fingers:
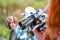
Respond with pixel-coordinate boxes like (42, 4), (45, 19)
(32, 25), (39, 32)
(32, 25), (45, 33)
(32, 25), (46, 37)
(32, 26), (46, 40)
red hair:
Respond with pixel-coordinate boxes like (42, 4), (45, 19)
(45, 0), (60, 40)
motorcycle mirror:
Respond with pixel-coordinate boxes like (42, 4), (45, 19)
(25, 7), (36, 14)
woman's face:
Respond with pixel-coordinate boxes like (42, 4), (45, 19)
(7, 16), (14, 23)
(6, 16), (17, 30)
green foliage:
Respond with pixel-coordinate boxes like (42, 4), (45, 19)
(0, 0), (8, 8)
(0, 15), (6, 24)
(0, 24), (10, 39)
(35, 0), (47, 2)
(0, 15), (10, 39)
(12, 2), (23, 8)
(33, 0), (47, 10)
(35, 0), (42, 1)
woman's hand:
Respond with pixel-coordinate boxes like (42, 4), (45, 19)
(32, 26), (46, 40)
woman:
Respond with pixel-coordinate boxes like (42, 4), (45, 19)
(6, 16), (18, 30)
(32, 0), (60, 40)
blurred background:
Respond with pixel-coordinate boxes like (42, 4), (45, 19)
(0, 0), (48, 40)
